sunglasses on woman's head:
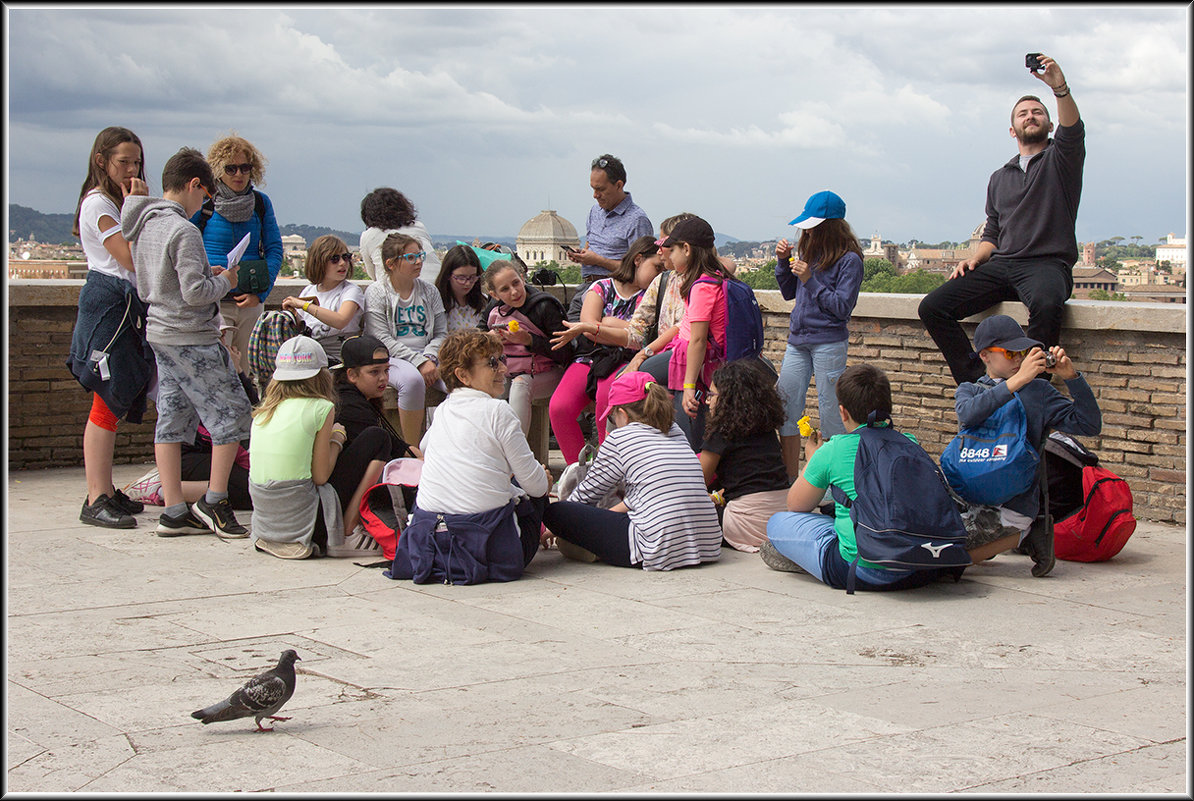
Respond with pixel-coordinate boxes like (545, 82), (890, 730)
(224, 163), (252, 175)
(329, 253), (353, 264)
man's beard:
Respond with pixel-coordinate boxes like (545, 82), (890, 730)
(1017, 124), (1049, 145)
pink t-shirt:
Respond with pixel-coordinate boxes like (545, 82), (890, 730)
(678, 279), (727, 347)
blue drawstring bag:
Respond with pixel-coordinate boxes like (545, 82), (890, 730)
(940, 394), (1040, 507)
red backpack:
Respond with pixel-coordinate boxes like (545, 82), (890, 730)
(1043, 433), (1137, 562)
(358, 458), (422, 561)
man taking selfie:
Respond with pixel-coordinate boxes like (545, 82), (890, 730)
(919, 53), (1084, 385)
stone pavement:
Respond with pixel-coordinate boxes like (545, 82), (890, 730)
(6, 463), (1189, 794)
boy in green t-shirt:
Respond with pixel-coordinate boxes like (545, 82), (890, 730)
(763, 364), (948, 591)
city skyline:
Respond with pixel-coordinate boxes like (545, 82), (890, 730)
(6, 5), (1188, 244)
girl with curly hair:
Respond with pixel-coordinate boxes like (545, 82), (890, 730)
(699, 359), (791, 552)
(359, 186), (441, 281)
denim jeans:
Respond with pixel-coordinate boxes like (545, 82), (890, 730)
(766, 511), (917, 590)
(776, 340), (848, 438)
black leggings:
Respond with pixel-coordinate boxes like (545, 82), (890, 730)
(329, 426), (391, 510)
(542, 500), (638, 567)
(180, 453), (252, 510)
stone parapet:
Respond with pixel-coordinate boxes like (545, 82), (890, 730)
(9, 280), (1186, 524)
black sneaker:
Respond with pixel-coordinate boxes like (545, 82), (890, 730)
(109, 487), (144, 516)
(80, 495), (136, 529)
(1024, 517), (1056, 578)
(193, 496), (249, 540)
(156, 505), (213, 537)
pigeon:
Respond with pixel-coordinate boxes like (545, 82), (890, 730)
(191, 649), (301, 732)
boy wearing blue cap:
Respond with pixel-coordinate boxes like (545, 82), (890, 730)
(954, 314), (1101, 576)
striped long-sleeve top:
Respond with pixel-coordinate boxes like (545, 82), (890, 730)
(569, 421), (722, 571)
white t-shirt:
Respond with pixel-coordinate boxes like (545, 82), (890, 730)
(293, 279), (366, 359)
(80, 190), (133, 283)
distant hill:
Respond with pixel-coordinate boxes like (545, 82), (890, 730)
(280, 224), (360, 247)
(9, 204), (78, 244)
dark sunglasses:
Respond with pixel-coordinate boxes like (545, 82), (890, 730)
(483, 355), (509, 370)
(224, 163), (253, 175)
(591, 157), (610, 169)
(329, 253), (353, 265)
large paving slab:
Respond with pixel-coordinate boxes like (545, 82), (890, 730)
(5, 464), (1189, 793)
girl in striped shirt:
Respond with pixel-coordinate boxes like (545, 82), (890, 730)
(543, 371), (722, 571)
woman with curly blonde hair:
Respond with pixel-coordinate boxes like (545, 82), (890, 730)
(388, 330), (552, 584)
(192, 133), (284, 372)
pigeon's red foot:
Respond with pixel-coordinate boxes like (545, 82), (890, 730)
(267, 715), (292, 721)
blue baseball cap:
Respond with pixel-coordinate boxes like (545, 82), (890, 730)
(789, 190), (846, 229)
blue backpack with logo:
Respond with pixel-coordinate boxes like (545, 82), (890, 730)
(940, 393), (1040, 507)
(695, 276), (765, 361)
(830, 413), (971, 594)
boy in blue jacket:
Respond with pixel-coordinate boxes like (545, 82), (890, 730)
(957, 315), (1101, 576)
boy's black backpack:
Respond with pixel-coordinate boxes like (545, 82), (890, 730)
(829, 412), (971, 594)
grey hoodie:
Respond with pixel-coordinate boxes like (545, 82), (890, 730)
(121, 195), (232, 346)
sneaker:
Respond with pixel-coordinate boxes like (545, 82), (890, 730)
(326, 526), (383, 558)
(555, 537), (599, 563)
(193, 496), (249, 540)
(1023, 517), (1056, 578)
(760, 539), (804, 573)
(121, 467), (161, 504)
(156, 505), (213, 537)
(254, 538), (315, 560)
(80, 494), (136, 529)
(109, 487), (145, 516)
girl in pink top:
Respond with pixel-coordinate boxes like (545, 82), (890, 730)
(659, 216), (731, 449)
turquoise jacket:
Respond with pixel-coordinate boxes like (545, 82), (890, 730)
(190, 189), (284, 303)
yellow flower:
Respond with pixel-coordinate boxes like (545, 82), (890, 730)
(507, 319), (520, 333)
(797, 415), (814, 437)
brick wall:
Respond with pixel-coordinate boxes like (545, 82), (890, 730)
(9, 280), (1187, 525)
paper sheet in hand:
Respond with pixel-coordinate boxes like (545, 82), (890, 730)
(226, 233), (252, 268)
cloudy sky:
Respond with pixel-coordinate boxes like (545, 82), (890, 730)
(6, 4), (1189, 245)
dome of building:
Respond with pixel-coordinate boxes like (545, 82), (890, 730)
(516, 210), (581, 266)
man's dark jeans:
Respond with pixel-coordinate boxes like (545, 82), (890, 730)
(918, 258), (1073, 384)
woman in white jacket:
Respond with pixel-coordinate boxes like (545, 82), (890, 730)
(363, 232), (447, 445)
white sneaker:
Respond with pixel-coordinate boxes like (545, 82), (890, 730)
(253, 539), (314, 560)
(326, 526), (383, 559)
(122, 466), (162, 503)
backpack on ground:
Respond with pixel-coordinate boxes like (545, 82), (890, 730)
(1042, 432), (1137, 562)
(246, 310), (308, 391)
(695, 276), (765, 361)
(940, 392), (1040, 507)
(359, 458), (422, 561)
(830, 412), (970, 594)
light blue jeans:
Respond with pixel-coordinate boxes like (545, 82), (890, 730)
(776, 340), (848, 438)
(766, 511), (913, 587)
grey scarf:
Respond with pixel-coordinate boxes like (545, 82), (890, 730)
(213, 180), (256, 223)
